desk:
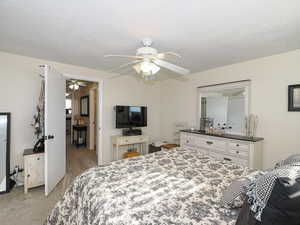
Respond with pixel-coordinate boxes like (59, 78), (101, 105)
(73, 125), (87, 148)
(111, 135), (149, 160)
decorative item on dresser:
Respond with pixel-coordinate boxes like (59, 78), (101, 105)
(111, 135), (149, 160)
(23, 148), (45, 194)
(180, 130), (264, 169)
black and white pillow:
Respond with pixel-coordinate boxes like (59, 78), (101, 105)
(275, 154), (300, 168)
(236, 165), (300, 225)
(221, 171), (264, 208)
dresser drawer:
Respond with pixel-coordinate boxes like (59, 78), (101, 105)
(210, 152), (247, 167)
(228, 148), (248, 159)
(228, 141), (249, 151)
(197, 136), (226, 152)
(180, 133), (196, 147)
(197, 147), (209, 155)
(209, 151), (224, 160)
(231, 156), (248, 167)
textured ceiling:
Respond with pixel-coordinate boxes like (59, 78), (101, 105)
(0, 0), (300, 76)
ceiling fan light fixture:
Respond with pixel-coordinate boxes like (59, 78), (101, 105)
(69, 83), (79, 90)
(143, 73), (157, 81)
(140, 61), (160, 75)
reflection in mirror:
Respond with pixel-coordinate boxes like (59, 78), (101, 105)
(0, 113), (10, 194)
(199, 83), (249, 135)
(0, 115), (7, 193)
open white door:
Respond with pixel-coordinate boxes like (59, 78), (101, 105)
(44, 65), (66, 196)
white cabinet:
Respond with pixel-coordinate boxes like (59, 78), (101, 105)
(23, 149), (45, 194)
(111, 135), (149, 160)
(180, 132), (263, 169)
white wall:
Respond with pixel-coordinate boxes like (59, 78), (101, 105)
(159, 49), (300, 169)
(0, 51), (161, 170)
(102, 77), (161, 162)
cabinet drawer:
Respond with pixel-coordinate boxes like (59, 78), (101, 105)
(180, 133), (196, 147)
(228, 141), (249, 151)
(118, 136), (147, 145)
(223, 155), (247, 167)
(231, 157), (248, 167)
(209, 151), (224, 160)
(210, 152), (247, 167)
(228, 148), (248, 159)
(135, 136), (148, 142)
(197, 137), (226, 151)
(197, 148), (209, 155)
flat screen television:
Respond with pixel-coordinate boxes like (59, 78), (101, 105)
(115, 105), (147, 128)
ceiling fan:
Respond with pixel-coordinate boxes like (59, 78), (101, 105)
(104, 38), (190, 80)
(67, 79), (88, 91)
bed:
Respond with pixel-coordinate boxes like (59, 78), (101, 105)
(45, 147), (254, 225)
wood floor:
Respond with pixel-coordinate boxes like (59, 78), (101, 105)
(61, 139), (97, 193)
(0, 136), (97, 225)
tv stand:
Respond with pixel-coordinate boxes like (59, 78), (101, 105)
(111, 135), (149, 160)
(122, 128), (142, 136)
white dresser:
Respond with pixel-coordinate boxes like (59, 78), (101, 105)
(23, 149), (45, 194)
(180, 131), (263, 169)
(111, 135), (149, 160)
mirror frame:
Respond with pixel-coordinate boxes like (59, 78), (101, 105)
(80, 95), (89, 117)
(197, 80), (250, 135)
(288, 84), (300, 111)
(0, 112), (11, 194)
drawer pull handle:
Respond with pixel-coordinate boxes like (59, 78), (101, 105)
(236, 144), (240, 147)
(206, 141), (213, 145)
(236, 151), (240, 154)
(37, 158), (40, 160)
(186, 140), (189, 143)
(27, 174), (30, 177)
(224, 157), (232, 161)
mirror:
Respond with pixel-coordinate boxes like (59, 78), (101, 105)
(0, 113), (10, 194)
(80, 95), (89, 117)
(198, 81), (249, 135)
(288, 84), (300, 111)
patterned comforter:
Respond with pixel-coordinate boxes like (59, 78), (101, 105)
(45, 147), (254, 225)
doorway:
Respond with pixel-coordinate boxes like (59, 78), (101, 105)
(64, 78), (99, 187)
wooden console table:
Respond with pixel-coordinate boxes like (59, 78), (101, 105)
(73, 125), (87, 148)
(111, 135), (149, 160)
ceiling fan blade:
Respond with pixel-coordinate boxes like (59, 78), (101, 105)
(107, 71), (140, 79)
(152, 59), (190, 75)
(132, 63), (141, 74)
(107, 60), (142, 72)
(155, 52), (182, 59)
(104, 54), (143, 59)
(77, 81), (88, 87)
